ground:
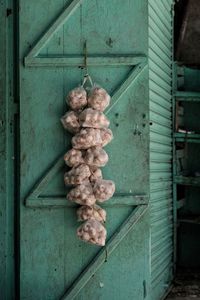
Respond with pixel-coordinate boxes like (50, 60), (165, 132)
(166, 269), (200, 300)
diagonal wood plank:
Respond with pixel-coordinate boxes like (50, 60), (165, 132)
(26, 0), (82, 58)
(60, 205), (148, 300)
(105, 62), (147, 114)
(24, 0), (146, 68)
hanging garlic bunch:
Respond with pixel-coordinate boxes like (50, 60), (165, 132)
(61, 81), (115, 246)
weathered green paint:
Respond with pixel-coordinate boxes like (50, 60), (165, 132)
(25, 0), (82, 58)
(25, 56), (146, 68)
(0, 0), (15, 298)
(61, 205), (148, 300)
(0, 0), (175, 299)
(19, 0), (151, 299)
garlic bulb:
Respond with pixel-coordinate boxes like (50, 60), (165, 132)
(77, 204), (106, 223)
(100, 128), (113, 147)
(67, 184), (96, 206)
(85, 146), (108, 167)
(89, 167), (103, 183)
(88, 86), (110, 112)
(64, 164), (91, 185)
(60, 111), (80, 134)
(67, 87), (87, 111)
(79, 108), (110, 129)
(64, 149), (84, 167)
(77, 219), (107, 246)
(93, 179), (115, 202)
(72, 128), (102, 149)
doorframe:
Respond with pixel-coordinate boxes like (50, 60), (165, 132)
(0, 0), (18, 298)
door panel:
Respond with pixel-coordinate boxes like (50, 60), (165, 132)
(19, 1), (149, 299)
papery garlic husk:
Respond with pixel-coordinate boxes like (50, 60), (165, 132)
(93, 179), (115, 202)
(89, 167), (103, 183)
(64, 164), (91, 185)
(67, 183), (96, 206)
(67, 87), (87, 111)
(60, 111), (80, 133)
(84, 146), (108, 167)
(77, 219), (107, 246)
(72, 128), (102, 149)
(64, 148), (84, 167)
(77, 204), (106, 223)
(99, 128), (113, 147)
(79, 108), (110, 129)
(87, 86), (110, 112)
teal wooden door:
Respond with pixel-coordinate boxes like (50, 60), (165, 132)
(19, 1), (150, 299)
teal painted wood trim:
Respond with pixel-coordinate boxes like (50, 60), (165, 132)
(175, 91), (200, 101)
(25, 61), (147, 207)
(0, 0), (15, 298)
(26, 194), (148, 208)
(174, 176), (200, 187)
(26, 154), (64, 200)
(60, 205), (148, 300)
(105, 62), (147, 114)
(175, 138), (200, 143)
(174, 133), (200, 140)
(24, 55), (146, 67)
(26, 0), (82, 58)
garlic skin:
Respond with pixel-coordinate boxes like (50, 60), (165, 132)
(100, 128), (113, 147)
(64, 149), (84, 167)
(88, 87), (110, 112)
(84, 146), (109, 167)
(77, 204), (106, 222)
(89, 167), (103, 183)
(72, 128), (102, 149)
(79, 108), (110, 129)
(64, 164), (91, 185)
(77, 219), (107, 246)
(93, 179), (115, 202)
(60, 111), (80, 134)
(67, 184), (96, 206)
(67, 87), (87, 111)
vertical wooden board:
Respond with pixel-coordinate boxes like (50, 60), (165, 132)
(20, 209), (66, 300)
(0, 1), (7, 296)
(19, 1), (67, 298)
(0, 0), (15, 298)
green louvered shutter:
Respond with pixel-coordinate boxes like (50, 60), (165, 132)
(149, 1), (174, 299)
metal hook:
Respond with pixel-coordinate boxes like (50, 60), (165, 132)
(81, 40), (93, 88)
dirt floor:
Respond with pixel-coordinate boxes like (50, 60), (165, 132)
(166, 269), (200, 300)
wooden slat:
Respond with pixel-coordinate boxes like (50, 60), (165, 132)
(25, 55), (146, 67)
(25, 194), (148, 208)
